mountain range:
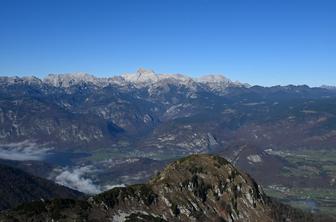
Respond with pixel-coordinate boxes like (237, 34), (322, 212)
(1, 68), (336, 215)
(2, 68), (246, 89)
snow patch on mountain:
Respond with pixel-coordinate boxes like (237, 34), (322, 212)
(1, 68), (247, 92)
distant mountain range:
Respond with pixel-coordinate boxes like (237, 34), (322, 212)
(1, 68), (246, 89)
(0, 68), (333, 148)
(1, 154), (332, 222)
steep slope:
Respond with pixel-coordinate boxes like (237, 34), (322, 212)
(0, 155), (332, 221)
(0, 164), (84, 211)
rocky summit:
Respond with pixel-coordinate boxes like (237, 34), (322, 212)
(0, 154), (331, 222)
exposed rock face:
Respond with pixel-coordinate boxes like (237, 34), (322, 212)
(1, 68), (244, 90)
(0, 155), (327, 222)
(197, 74), (243, 93)
(44, 73), (100, 87)
(0, 164), (84, 211)
(122, 68), (160, 84)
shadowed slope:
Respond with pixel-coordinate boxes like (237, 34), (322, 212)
(1, 154), (334, 221)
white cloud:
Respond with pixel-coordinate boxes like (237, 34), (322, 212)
(54, 166), (127, 194)
(0, 140), (52, 161)
(55, 166), (102, 194)
(103, 184), (125, 190)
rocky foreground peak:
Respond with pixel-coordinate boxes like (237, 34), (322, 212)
(0, 154), (328, 222)
(146, 154), (268, 221)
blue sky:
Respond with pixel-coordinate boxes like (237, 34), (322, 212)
(0, 0), (335, 86)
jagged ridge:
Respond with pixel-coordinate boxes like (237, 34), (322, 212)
(0, 68), (246, 91)
(0, 154), (331, 222)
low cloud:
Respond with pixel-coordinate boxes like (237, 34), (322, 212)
(0, 140), (52, 161)
(54, 166), (127, 194)
(54, 166), (102, 194)
(103, 184), (126, 190)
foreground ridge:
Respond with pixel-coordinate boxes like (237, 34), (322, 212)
(0, 154), (333, 222)
(0, 164), (84, 211)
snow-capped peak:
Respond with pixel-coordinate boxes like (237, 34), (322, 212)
(196, 74), (232, 84)
(0, 68), (247, 93)
(43, 73), (101, 87)
(195, 74), (245, 92)
(121, 68), (159, 83)
(0, 75), (43, 86)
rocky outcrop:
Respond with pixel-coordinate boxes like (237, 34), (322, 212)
(0, 155), (330, 222)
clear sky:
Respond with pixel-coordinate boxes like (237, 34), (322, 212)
(0, 0), (335, 86)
